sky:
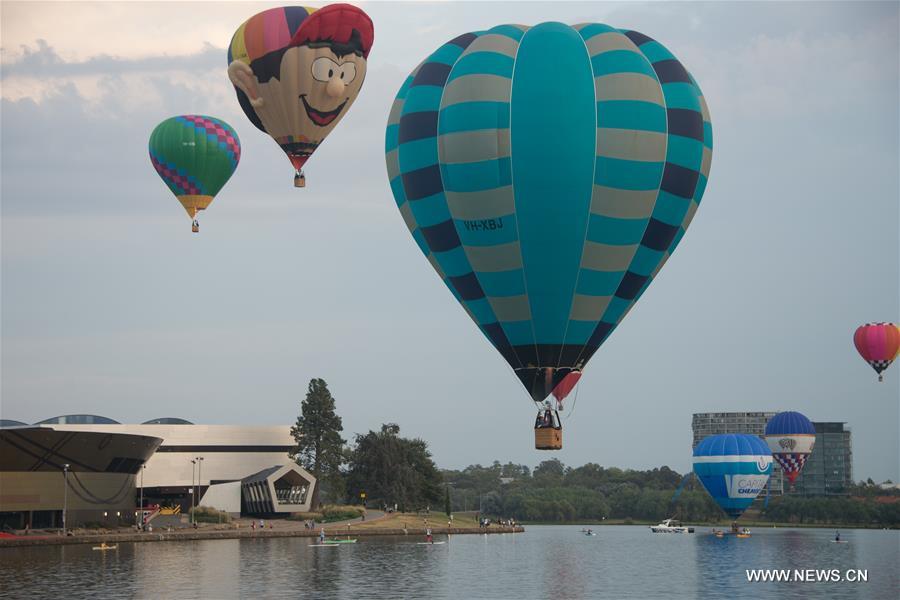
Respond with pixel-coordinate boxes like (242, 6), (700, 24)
(1, 1), (898, 481)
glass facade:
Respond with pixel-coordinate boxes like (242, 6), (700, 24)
(792, 422), (853, 496)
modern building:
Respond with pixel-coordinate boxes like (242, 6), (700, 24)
(691, 412), (853, 496)
(691, 412), (777, 447)
(0, 415), (316, 528)
(792, 422), (853, 496)
(0, 424), (162, 529)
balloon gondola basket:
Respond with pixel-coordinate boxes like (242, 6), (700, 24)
(534, 427), (562, 450)
(191, 221), (200, 234)
(294, 173), (306, 188)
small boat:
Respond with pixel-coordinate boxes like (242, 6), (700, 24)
(650, 519), (693, 533)
(323, 538), (358, 544)
(714, 531), (725, 538)
(309, 543), (340, 547)
(416, 541), (447, 545)
(831, 540), (849, 544)
(584, 531), (597, 536)
(736, 533), (751, 538)
(92, 544), (117, 551)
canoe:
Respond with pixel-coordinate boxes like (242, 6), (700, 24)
(416, 541), (446, 545)
(92, 545), (118, 551)
(323, 538), (358, 544)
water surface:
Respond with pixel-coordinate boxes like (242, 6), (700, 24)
(0, 526), (896, 599)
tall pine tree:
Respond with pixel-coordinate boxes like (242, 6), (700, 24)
(290, 378), (345, 509)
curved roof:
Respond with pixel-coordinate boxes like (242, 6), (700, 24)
(141, 417), (194, 425)
(35, 414), (120, 425)
(0, 419), (27, 428)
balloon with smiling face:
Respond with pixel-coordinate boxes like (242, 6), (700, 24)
(227, 4), (374, 187)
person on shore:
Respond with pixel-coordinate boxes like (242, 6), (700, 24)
(251, 521), (255, 531)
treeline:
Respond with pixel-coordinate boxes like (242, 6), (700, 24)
(763, 495), (899, 526)
(442, 459), (900, 526)
(443, 459), (723, 522)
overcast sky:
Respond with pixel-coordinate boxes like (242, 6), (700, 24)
(1, 1), (897, 481)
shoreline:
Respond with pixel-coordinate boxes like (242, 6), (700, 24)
(0, 526), (524, 549)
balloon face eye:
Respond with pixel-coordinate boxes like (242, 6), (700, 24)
(339, 62), (357, 84)
(312, 57), (342, 83)
(311, 57), (357, 85)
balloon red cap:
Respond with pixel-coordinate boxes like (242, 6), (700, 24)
(290, 3), (374, 58)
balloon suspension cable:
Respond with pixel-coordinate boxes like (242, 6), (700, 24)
(564, 381), (581, 421)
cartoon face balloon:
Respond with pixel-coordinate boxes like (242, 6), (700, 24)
(228, 4), (374, 185)
(385, 23), (712, 407)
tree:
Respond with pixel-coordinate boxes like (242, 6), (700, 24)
(345, 423), (443, 511)
(290, 378), (346, 509)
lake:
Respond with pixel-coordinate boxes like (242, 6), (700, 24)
(0, 526), (897, 599)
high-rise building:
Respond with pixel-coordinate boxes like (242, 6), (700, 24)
(792, 422), (853, 496)
(691, 412), (777, 447)
(691, 413), (853, 496)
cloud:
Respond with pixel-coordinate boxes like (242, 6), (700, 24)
(1, 39), (224, 79)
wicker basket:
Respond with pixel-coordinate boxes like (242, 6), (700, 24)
(534, 427), (562, 450)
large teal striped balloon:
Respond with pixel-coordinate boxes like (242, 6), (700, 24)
(385, 22), (713, 405)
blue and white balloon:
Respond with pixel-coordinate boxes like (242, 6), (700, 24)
(693, 433), (773, 519)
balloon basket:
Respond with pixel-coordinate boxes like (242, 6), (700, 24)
(294, 173), (306, 188)
(534, 427), (562, 450)
(191, 221), (199, 234)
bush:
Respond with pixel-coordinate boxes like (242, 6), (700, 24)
(287, 505), (365, 523)
(288, 512), (323, 522)
(321, 505), (365, 522)
(190, 506), (231, 523)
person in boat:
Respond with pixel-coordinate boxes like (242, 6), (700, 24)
(425, 527), (433, 544)
(835, 530), (840, 542)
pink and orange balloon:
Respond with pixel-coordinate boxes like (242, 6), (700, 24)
(853, 322), (900, 382)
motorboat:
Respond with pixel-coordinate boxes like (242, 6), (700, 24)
(650, 519), (694, 533)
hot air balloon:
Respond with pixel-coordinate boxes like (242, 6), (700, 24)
(693, 434), (772, 521)
(385, 22), (712, 449)
(227, 4), (374, 187)
(149, 115), (241, 233)
(764, 411), (815, 490)
(853, 322), (900, 382)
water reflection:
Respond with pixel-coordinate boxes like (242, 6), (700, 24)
(0, 527), (896, 600)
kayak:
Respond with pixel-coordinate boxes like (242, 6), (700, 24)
(831, 540), (849, 544)
(309, 543), (340, 547)
(93, 544), (117, 551)
(417, 541), (446, 545)
(324, 538), (358, 544)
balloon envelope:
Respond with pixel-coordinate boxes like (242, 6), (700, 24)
(693, 434), (772, 519)
(148, 115), (240, 219)
(385, 22), (712, 406)
(764, 411), (815, 484)
(853, 322), (900, 381)
(227, 4), (373, 179)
